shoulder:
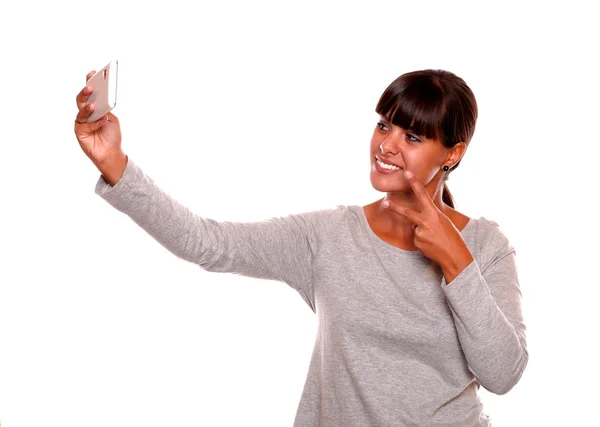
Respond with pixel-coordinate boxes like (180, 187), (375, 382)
(287, 204), (348, 222)
(283, 204), (349, 235)
(474, 216), (517, 271)
(476, 217), (513, 249)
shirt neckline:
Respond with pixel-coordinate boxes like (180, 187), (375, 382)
(352, 204), (476, 257)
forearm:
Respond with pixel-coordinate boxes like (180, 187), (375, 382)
(95, 156), (207, 262)
(441, 260), (528, 394)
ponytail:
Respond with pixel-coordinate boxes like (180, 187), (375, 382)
(442, 183), (455, 209)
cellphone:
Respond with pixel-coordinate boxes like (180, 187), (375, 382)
(86, 60), (118, 122)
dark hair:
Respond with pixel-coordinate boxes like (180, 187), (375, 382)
(375, 69), (478, 208)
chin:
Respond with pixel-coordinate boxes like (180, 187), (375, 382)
(369, 175), (409, 193)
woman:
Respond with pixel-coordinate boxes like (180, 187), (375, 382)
(74, 69), (528, 426)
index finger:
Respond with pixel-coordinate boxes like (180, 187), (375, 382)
(404, 170), (435, 211)
(85, 70), (96, 83)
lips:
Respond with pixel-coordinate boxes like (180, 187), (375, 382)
(375, 155), (403, 169)
(374, 160), (403, 175)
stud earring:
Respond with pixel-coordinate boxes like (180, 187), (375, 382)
(443, 165), (450, 171)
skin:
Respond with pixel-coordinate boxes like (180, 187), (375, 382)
(363, 116), (474, 284)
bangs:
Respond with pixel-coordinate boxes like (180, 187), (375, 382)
(375, 75), (446, 141)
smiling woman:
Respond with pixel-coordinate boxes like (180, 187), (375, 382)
(74, 68), (527, 427)
(371, 69), (478, 210)
(365, 69), (478, 256)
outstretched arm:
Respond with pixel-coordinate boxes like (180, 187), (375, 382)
(95, 158), (333, 311)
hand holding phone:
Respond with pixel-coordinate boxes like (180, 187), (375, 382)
(75, 66), (126, 184)
(86, 60), (118, 122)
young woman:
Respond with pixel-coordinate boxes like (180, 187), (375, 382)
(74, 69), (528, 426)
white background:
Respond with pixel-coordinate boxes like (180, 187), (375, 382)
(1, 1), (599, 426)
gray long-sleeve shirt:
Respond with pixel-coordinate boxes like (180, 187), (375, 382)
(95, 158), (528, 427)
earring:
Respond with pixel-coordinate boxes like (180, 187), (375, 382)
(443, 165), (449, 171)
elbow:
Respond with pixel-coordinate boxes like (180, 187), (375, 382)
(484, 378), (517, 396)
(478, 349), (529, 395)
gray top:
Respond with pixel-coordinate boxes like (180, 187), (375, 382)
(95, 158), (528, 427)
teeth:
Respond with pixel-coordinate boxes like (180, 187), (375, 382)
(376, 159), (401, 171)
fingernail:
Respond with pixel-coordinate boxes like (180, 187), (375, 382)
(382, 200), (389, 208)
(404, 170), (413, 179)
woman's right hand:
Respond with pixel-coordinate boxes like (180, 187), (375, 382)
(75, 70), (127, 185)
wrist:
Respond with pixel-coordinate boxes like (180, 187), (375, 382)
(97, 150), (128, 187)
(440, 248), (474, 285)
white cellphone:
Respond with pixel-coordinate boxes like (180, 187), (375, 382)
(86, 60), (118, 122)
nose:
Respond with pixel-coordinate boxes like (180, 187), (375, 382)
(379, 131), (404, 156)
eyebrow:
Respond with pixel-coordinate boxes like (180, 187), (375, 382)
(407, 128), (426, 138)
(379, 116), (427, 138)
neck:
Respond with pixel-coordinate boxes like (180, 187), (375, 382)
(378, 175), (449, 237)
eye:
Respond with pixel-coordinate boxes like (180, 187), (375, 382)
(406, 133), (422, 143)
(377, 121), (390, 131)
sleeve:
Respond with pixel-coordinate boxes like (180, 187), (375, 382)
(439, 223), (528, 395)
(94, 158), (329, 311)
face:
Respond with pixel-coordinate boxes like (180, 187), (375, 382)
(370, 115), (448, 194)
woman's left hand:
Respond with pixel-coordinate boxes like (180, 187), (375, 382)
(383, 170), (474, 282)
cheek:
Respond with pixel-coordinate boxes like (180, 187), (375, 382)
(370, 136), (381, 152)
(404, 151), (441, 177)
(400, 149), (428, 172)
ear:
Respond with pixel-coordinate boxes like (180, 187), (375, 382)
(446, 142), (467, 166)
